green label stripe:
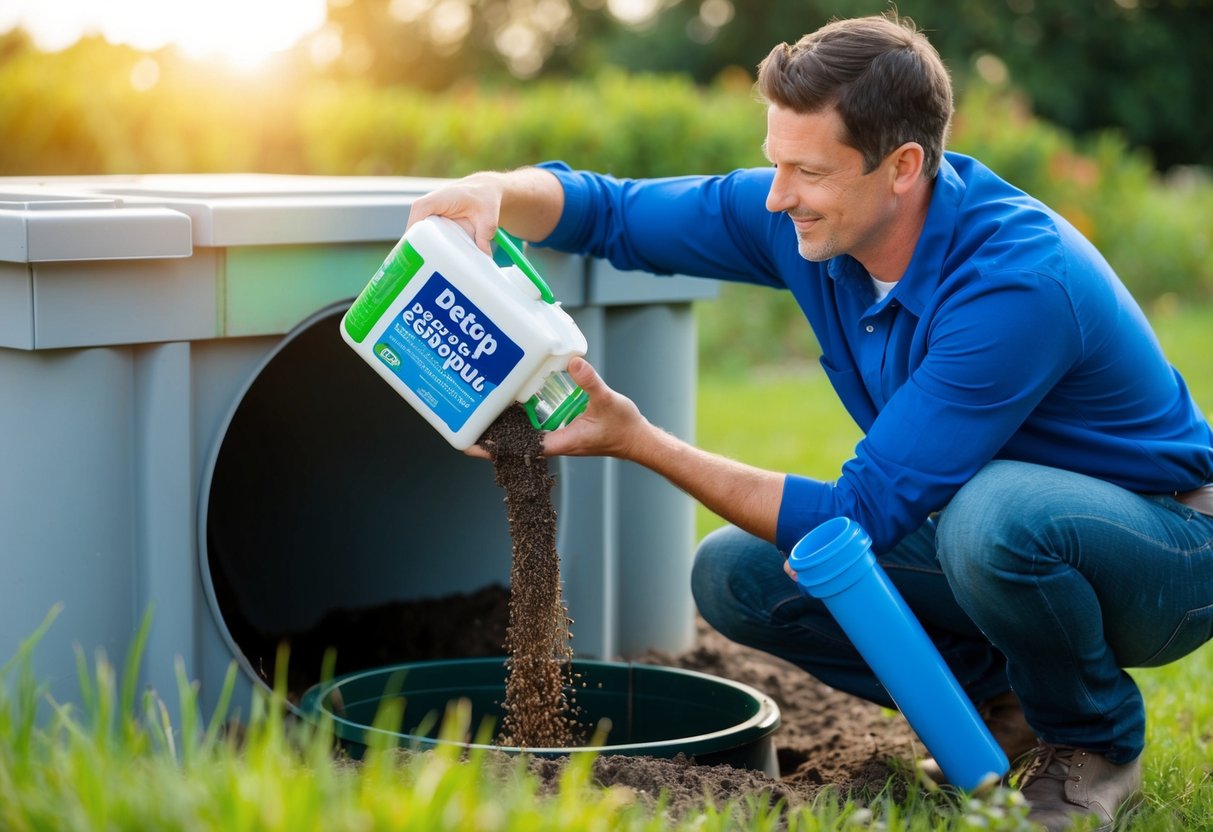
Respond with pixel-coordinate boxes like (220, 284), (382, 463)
(343, 241), (426, 343)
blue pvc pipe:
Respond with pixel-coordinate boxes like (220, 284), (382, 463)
(788, 517), (1009, 791)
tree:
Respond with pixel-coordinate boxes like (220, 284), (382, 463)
(317, 0), (628, 87)
(546, 0), (1213, 169)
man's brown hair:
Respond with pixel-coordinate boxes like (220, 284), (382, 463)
(757, 14), (953, 178)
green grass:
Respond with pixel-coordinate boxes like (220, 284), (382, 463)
(695, 363), (861, 541)
(3, 609), (1210, 830)
(1149, 297), (1213, 417)
(0, 609), (695, 831)
(1129, 650), (1213, 830)
(0, 608), (1051, 831)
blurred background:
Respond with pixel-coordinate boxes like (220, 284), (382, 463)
(2, 0), (1211, 367)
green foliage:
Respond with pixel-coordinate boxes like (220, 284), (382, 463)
(2, 34), (1210, 340)
(0, 36), (314, 175)
(297, 68), (766, 178)
(309, 0), (1213, 169)
(310, 61), (1213, 306)
(934, 0), (1213, 172)
(6, 0), (1213, 172)
(950, 84), (1213, 302)
(562, 0), (1213, 171)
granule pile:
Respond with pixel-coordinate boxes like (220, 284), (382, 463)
(478, 403), (579, 748)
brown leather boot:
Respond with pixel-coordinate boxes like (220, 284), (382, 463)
(1017, 742), (1143, 831)
(916, 689), (1038, 786)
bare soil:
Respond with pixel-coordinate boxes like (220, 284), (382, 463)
(599, 614), (922, 817)
(268, 587), (922, 818)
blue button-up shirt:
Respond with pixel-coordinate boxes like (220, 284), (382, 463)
(536, 153), (1213, 554)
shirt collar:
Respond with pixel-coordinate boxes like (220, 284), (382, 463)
(825, 153), (967, 316)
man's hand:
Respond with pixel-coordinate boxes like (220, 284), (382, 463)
(404, 168), (566, 256)
(469, 359), (783, 543)
(538, 358), (648, 459)
(464, 357), (648, 461)
(405, 173), (504, 255)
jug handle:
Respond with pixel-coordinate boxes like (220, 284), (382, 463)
(494, 228), (556, 304)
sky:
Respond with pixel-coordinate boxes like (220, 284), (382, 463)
(0, 0), (329, 68)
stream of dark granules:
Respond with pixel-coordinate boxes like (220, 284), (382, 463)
(478, 403), (579, 748)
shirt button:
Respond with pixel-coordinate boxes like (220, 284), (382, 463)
(865, 325), (875, 333)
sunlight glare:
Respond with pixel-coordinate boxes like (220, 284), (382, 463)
(129, 56), (161, 91)
(606, 0), (661, 27)
(0, 0), (328, 69)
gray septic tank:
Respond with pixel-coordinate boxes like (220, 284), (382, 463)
(0, 174), (715, 718)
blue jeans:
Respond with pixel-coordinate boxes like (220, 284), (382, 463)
(691, 460), (1213, 764)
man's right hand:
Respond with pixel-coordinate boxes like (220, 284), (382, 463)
(405, 172), (506, 255)
(404, 168), (566, 256)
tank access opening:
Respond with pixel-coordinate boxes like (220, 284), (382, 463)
(200, 305), (551, 698)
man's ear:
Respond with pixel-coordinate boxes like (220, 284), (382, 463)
(889, 142), (925, 195)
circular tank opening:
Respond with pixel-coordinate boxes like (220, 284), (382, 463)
(201, 304), (553, 698)
(300, 657), (781, 776)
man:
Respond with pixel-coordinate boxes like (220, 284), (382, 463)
(406, 14), (1213, 830)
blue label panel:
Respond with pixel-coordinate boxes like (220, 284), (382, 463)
(373, 271), (524, 431)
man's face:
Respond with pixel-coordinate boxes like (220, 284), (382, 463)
(763, 104), (898, 266)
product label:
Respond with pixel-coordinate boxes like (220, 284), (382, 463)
(373, 271), (524, 431)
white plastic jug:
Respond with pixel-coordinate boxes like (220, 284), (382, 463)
(341, 216), (588, 450)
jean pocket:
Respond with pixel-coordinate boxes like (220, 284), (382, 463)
(1136, 603), (1213, 667)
